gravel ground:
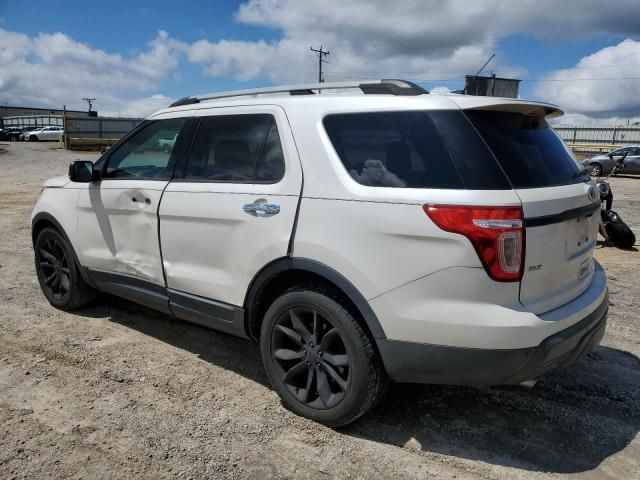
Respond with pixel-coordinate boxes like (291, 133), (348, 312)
(0, 141), (639, 480)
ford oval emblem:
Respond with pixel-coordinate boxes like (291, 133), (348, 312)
(587, 184), (598, 201)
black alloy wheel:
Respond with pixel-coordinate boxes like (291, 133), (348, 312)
(260, 288), (388, 426)
(34, 228), (95, 310)
(271, 306), (351, 409)
(37, 236), (72, 301)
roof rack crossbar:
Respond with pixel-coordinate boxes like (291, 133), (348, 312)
(169, 79), (428, 107)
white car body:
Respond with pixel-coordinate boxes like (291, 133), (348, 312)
(23, 126), (64, 141)
(32, 80), (607, 390)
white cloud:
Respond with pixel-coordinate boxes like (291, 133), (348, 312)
(117, 94), (174, 117)
(168, 0), (638, 117)
(0, 28), (177, 117)
(430, 86), (452, 94)
(2, 1), (640, 122)
(536, 39), (640, 120)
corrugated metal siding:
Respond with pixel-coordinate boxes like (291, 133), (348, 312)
(65, 116), (143, 139)
(554, 126), (640, 145)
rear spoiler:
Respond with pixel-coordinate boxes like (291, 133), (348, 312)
(450, 96), (564, 119)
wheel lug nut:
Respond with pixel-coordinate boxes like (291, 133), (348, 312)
(318, 350), (323, 356)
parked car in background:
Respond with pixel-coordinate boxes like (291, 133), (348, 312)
(20, 127), (44, 141)
(0, 127), (18, 140)
(0, 127), (29, 141)
(16, 127), (37, 141)
(582, 145), (640, 175)
(22, 126), (64, 142)
(158, 133), (179, 152)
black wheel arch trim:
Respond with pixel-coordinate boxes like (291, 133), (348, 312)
(32, 212), (95, 288)
(244, 257), (387, 341)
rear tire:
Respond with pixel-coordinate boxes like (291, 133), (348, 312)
(260, 287), (387, 427)
(589, 163), (602, 176)
(34, 227), (95, 310)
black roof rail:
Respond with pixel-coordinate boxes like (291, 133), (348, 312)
(169, 97), (201, 107)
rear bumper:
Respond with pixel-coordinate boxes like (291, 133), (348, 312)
(377, 288), (608, 386)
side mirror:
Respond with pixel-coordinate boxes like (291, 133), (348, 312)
(68, 160), (100, 183)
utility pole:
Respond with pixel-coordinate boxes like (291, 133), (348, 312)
(82, 97), (96, 113)
(310, 45), (330, 83)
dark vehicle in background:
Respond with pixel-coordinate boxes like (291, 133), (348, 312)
(0, 127), (27, 141)
(595, 153), (636, 249)
(582, 146), (640, 176)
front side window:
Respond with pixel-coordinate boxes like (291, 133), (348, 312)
(104, 118), (186, 180)
(184, 114), (285, 182)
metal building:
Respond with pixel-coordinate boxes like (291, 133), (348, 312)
(0, 105), (93, 127)
(464, 75), (521, 98)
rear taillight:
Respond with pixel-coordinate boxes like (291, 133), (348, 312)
(423, 204), (524, 282)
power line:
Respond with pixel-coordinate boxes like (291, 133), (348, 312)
(522, 77), (640, 82)
(310, 45), (330, 83)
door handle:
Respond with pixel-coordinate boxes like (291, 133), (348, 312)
(243, 198), (280, 217)
(131, 196), (151, 206)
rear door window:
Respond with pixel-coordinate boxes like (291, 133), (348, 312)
(323, 111), (510, 189)
(184, 114), (285, 183)
(466, 111), (588, 188)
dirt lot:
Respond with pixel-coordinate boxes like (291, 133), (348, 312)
(1, 141), (639, 480)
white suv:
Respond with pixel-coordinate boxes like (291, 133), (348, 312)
(32, 80), (608, 426)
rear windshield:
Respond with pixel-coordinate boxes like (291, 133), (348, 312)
(466, 111), (588, 188)
(323, 111), (509, 190)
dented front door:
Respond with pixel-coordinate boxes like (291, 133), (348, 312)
(77, 180), (168, 284)
(76, 115), (188, 286)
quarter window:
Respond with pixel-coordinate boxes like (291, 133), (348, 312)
(324, 111), (511, 190)
(104, 118), (186, 180)
(324, 111), (465, 189)
(184, 114), (285, 182)
(466, 111), (587, 188)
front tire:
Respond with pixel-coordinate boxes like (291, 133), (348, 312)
(34, 227), (95, 310)
(29, 135), (38, 142)
(260, 287), (387, 427)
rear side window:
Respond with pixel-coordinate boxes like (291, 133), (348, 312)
(466, 111), (587, 188)
(323, 111), (510, 189)
(185, 114), (285, 182)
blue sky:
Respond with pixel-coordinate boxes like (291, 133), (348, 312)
(1, 0), (640, 122)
